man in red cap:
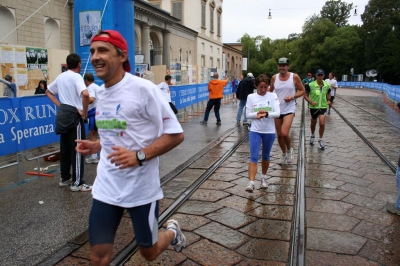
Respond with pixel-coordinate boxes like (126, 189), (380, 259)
(302, 72), (313, 86)
(75, 30), (185, 264)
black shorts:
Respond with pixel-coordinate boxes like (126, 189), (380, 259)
(277, 112), (295, 119)
(310, 109), (327, 120)
(89, 199), (159, 247)
(330, 96), (335, 103)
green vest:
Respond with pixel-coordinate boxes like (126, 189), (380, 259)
(308, 80), (330, 109)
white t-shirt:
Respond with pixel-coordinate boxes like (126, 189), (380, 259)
(158, 81), (171, 102)
(87, 83), (100, 110)
(325, 78), (338, 96)
(273, 72), (296, 115)
(246, 92), (280, 134)
(47, 70), (87, 110)
(93, 73), (183, 208)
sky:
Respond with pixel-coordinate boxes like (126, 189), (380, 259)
(222, 0), (370, 43)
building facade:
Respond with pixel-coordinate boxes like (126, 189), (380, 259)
(223, 43), (243, 79)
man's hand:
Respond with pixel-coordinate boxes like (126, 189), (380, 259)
(107, 146), (137, 169)
(76, 139), (101, 156)
(310, 101), (317, 106)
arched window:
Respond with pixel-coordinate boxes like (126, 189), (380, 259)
(44, 18), (61, 49)
(0, 7), (17, 44)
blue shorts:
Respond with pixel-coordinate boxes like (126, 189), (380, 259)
(88, 108), (97, 131)
(249, 131), (276, 163)
(89, 199), (159, 247)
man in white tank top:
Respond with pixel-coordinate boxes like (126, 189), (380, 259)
(269, 57), (305, 164)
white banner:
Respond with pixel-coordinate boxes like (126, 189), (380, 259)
(242, 58), (248, 71)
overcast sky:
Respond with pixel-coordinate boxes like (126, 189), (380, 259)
(222, 0), (370, 43)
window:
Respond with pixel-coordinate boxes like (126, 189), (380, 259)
(0, 7), (17, 44)
(210, 45), (213, 53)
(217, 59), (220, 69)
(217, 14), (221, 36)
(45, 18), (61, 49)
(202, 42), (205, 51)
(172, 1), (183, 23)
(201, 55), (205, 67)
(210, 8), (214, 33)
(209, 57), (213, 68)
(201, 3), (206, 28)
(217, 48), (220, 55)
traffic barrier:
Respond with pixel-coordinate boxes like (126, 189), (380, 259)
(338, 81), (400, 103)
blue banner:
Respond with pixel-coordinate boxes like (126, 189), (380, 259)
(338, 82), (400, 102)
(0, 96), (59, 156)
(0, 82), (233, 156)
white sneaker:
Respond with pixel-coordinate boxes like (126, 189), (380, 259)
(279, 154), (287, 165)
(70, 183), (92, 192)
(167, 219), (186, 252)
(245, 182), (255, 192)
(287, 148), (294, 163)
(261, 177), (268, 189)
(86, 157), (99, 164)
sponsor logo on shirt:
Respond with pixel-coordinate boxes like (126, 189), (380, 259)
(116, 104), (122, 115)
(162, 117), (170, 121)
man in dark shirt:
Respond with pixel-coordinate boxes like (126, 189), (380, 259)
(236, 72), (255, 126)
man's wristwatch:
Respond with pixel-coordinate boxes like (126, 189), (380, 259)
(292, 96), (295, 101)
(136, 150), (146, 166)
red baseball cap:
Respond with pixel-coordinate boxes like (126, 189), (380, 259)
(307, 73), (312, 76)
(91, 30), (131, 72)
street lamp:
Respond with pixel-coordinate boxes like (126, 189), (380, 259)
(268, 9), (272, 19)
(353, 5), (357, 16)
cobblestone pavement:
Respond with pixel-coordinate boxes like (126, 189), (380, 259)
(33, 89), (400, 265)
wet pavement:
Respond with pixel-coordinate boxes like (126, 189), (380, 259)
(1, 89), (400, 265)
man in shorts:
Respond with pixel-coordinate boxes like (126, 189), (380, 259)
(75, 30), (185, 265)
(84, 72), (100, 163)
(304, 69), (331, 150)
(269, 57), (305, 164)
(325, 72), (338, 115)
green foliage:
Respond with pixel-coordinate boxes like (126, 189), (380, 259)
(236, 0), (400, 84)
(320, 0), (353, 27)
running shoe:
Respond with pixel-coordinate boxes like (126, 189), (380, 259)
(245, 182), (255, 192)
(200, 121), (207, 125)
(216, 121), (221, 125)
(318, 139), (325, 150)
(70, 183), (92, 192)
(386, 203), (400, 216)
(310, 135), (315, 145)
(86, 157), (99, 164)
(260, 177), (268, 189)
(287, 148), (294, 163)
(328, 110), (331, 115)
(243, 121), (249, 125)
(167, 219), (186, 252)
(279, 154), (287, 165)
(59, 178), (72, 187)
(236, 121), (240, 126)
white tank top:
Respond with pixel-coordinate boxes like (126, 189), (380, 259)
(274, 72), (296, 114)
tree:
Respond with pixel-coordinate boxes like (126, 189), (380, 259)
(320, 0), (353, 27)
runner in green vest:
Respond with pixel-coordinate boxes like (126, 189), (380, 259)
(304, 69), (331, 150)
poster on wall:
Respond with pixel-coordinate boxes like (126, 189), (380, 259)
(26, 47), (48, 75)
(134, 64), (149, 77)
(79, 11), (102, 46)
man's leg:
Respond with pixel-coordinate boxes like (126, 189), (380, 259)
(236, 99), (244, 123)
(242, 100), (248, 123)
(203, 100), (213, 122)
(59, 133), (71, 183)
(281, 114), (294, 151)
(89, 199), (124, 266)
(396, 166), (400, 210)
(70, 120), (85, 186)
(318, 114), (326, 138)
(214, 99), (222, 123)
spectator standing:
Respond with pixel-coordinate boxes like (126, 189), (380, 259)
(231, 76), (238, 103)
(75, 30), (185, 264)
(158, 75), (178, 114)
(325, 72), (338, 115)
(236, 73), (255, 126)
(304, 69), (331, 150)
(84, 72), (101, 163)
(34, 80), (47, 95)
(245, 75), (280, 192)
(386, 102), (400, 216)
(200, 73), (228, 125)
(0, 74), (17, 98)
(269, 57), (305, 164)
(302, 73), (313, 86)
(46, 53), (91, 191)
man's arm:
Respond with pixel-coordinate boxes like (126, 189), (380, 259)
(45, 90), (61, 106)
(81, 89), (89, 117)
(293, 74), (305, 98)
(0, 78), (11, 86)
(107, 133), (184, 169)
(268, 75), (276, 92)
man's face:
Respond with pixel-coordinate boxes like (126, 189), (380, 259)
(166, 79), (172, 85)
(307, 74), (312, 79)
(90, 34), (127, 84)
(278, 64), (289, 75)
(329, 73), (333, 79)
(316, 73), (324, 81)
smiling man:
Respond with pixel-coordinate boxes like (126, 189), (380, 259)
(75, 30), (185, 265)
(269, 57), (304, 164)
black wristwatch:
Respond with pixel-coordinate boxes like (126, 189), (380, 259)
(136, 150), (146, 166)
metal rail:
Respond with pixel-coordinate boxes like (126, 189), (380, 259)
(111, 132), (249, 266)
